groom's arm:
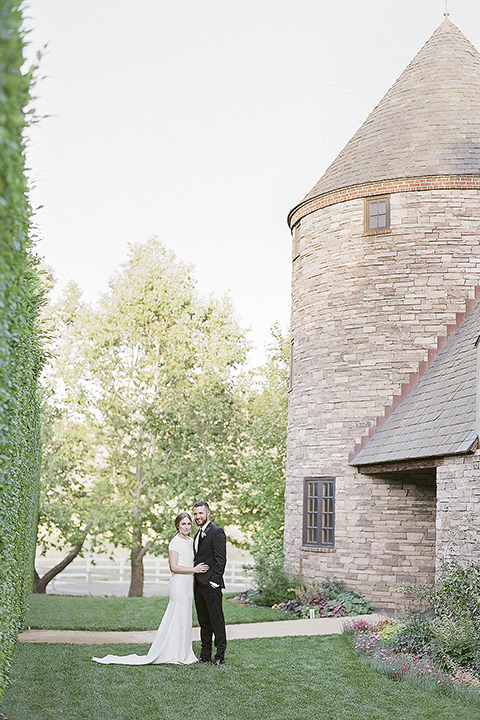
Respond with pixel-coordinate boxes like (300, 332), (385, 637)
(210, 528), (227, 587)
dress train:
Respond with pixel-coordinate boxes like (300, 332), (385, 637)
(93, 536), (197, 665)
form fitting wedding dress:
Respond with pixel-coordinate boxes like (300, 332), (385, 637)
(92, 535), (197, 665)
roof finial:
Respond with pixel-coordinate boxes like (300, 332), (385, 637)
(444, 0), (450, 17)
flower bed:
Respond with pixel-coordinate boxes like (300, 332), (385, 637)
(348, 619), (480, 700)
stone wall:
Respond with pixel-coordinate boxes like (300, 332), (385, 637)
(286, 188), (480, 607)
(437, 453), (480, 565)
(292, 471), (436, 608)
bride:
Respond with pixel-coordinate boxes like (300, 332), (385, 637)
(92, 512), (208, 665)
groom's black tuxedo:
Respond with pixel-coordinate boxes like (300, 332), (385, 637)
(193, 522), (227, 662)
(194, 523), (226, 588)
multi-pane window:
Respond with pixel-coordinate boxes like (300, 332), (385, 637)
(365, 196), (390, 233)
(303, 477), (335, 547)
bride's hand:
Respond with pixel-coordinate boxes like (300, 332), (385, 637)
(194, 563), (209, 573)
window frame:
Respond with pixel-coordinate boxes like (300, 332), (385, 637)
(302, 476), (335, 548)
(365, 195), (390, 234)
(292, 223), (300, 261)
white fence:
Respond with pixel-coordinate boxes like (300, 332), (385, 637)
(36, 556), (251, 593)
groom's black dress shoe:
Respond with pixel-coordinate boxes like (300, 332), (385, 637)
(196, 658), (211, 664)
(212, 658), (225, 666)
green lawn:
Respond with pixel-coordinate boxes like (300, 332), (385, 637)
(25, 593), (291, 631)
(3, 635), (480, 720)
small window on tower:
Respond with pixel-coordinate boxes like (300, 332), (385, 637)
(292, 223), (300, 261)
(365, 196), (390, 234)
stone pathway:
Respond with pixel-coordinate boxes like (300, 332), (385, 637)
(18, 613), (384, 644)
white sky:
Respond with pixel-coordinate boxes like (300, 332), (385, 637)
(23, 0), (480, 364)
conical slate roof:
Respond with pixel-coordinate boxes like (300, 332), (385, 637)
(296, 18), (480, 209)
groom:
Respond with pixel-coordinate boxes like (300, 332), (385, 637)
(193, 501), (227, 665)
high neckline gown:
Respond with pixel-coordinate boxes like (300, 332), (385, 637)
(92, 535), (197, 665)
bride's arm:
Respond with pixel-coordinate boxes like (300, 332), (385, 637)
(169, 550), (208, 574)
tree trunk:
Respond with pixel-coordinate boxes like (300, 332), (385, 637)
(128, 437), (147, 597)
(33, 537), (87, 593)
(128, 528), (147, 597)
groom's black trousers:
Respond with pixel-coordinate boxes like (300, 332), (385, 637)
(194, 583), (227, 661)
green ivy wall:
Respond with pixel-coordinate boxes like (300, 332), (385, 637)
(0, 1), (44, 702)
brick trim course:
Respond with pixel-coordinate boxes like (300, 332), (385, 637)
(288, 175), (480, 229)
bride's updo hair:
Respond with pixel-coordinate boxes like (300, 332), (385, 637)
(174, 511), (192, 533)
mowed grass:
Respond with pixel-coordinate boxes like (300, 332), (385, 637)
(25, 593), (291, 631)
(3, 635), (480, 720)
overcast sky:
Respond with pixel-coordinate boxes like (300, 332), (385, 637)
(23, 0), (480, 364)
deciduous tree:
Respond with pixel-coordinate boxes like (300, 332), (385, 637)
(35, 281), (99, 592)
(238, 325), (289, 553)
(83, 239), (248, 596)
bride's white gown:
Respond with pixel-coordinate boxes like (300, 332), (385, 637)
(92, 535), (197, 665)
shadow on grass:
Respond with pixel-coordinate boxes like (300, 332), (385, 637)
(2, 635), (480, 720)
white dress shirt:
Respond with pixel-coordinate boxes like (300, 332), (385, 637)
(194, 521), (219, 587)
(194, 520), (210, 552)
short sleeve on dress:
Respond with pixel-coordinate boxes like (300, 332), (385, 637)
(169, 535), (194, 567)
(169, 535), (180, 552)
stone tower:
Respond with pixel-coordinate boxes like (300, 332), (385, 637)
(285, 18), (480, 607)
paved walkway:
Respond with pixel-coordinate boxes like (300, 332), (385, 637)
(18, 613), (384, 644)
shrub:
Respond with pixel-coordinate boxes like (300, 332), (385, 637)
(433, 559), (480, 627)
(244, 543), (304, 607)
(321, 577), (349, 600)
(430, 615), (480, 671)
(392, 615), (433, 658)
(432, 560), (480, 672)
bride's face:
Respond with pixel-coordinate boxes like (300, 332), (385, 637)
(178, 518), (192, 536)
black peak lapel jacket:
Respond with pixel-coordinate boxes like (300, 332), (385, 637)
(193, 523), (226, 589)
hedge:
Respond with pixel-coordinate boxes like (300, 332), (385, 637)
(0, 1), (44, 703)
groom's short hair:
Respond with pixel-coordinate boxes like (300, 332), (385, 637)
(193, 501), (210, 511)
